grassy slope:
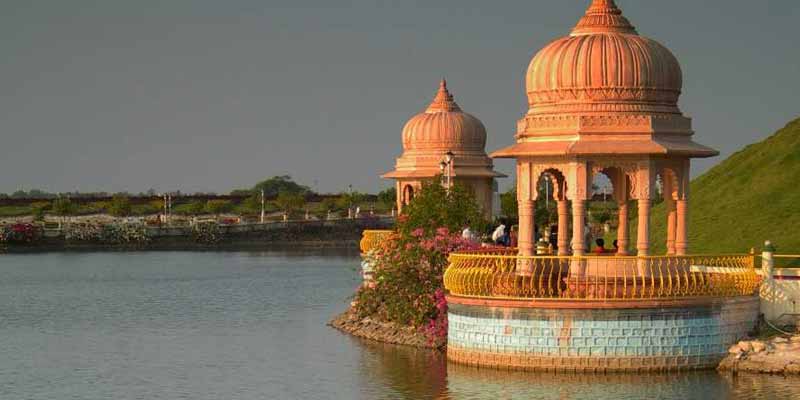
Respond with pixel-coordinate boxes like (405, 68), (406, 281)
(643, 117), (800, 254)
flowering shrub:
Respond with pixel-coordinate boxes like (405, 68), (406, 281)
(64, 223), (104, 242)
(353, 227), (479, 347)
(1, 223), (42, 244)
(101, 223), (150, 245)
(192, 222), (222, 244)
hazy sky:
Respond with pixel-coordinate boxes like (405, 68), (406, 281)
(1, 0), (798, 194)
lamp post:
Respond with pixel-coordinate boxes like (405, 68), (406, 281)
(260, 189), (265, 224)
(440, 150), (455, 192)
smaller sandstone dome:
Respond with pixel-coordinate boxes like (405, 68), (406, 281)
(526, 0), (683, 113)
(401, 80), (487, 152)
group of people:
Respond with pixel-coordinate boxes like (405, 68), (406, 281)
(464, 221), (622, 255)
(489, 223), (518, 247)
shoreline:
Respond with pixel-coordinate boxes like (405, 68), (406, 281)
(718, 335), (800, 375)
(329, 308), (442, 351)
(2, 218), (393, 254)
(2, 239), (360, 254)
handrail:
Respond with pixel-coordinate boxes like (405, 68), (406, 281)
(359, 230), (394, 253)
(444, 252), (760, 301)
(774, 254), (800, 268)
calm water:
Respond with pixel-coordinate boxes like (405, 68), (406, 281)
(1, 250), (799, 399)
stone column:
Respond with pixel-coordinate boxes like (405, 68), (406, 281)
(636, 199), (651, 256)
(675, 199), (689, 255)
(616, 200), (629, 255)
(571, 200), (586, 256)
(518, 200), (535, 257)
(557, 200), (570, 255)
(664, 177), (677, 255)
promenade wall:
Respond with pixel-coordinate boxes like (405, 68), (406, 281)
(2, 218), (394, 252)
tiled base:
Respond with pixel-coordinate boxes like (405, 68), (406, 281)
(447, 296), (759, 372)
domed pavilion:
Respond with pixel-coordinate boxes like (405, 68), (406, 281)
(491, 0), (718, 257)
(442, 1), (759, 373)
(383, 79), (505, 216)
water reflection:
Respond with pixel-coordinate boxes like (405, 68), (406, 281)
(356, 338), (800, 400)
(444, 364), (730, 399)
(356, 339), (448, 399)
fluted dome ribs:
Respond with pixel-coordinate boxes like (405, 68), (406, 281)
(401, 80), (487, 152)
(526, 0), (682, 114)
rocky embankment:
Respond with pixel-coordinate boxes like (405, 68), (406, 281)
(719, 335), (800, 375)
(329, 308), (441, 350)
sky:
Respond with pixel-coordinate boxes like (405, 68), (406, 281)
(1, 0), (799, 195)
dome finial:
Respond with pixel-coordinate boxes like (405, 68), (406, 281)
(572, 0), (637, 35)
(427, 78), (460, 113)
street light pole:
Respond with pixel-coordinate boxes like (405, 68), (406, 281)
(260, 189), (265, 223)
(440, 150), (455, 193)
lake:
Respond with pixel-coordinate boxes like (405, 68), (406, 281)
(1, 250), (798, 399)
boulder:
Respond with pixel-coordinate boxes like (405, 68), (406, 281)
(786, 364), (800, 374)
(737, 341), (754, 353)
(751, 341), (767, 353)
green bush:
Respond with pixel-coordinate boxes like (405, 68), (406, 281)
(108, 195), (132, 217)
(52, 198), (77, 217)
(174, 201), (206, 215)
(274, 192), (306, 214)
(397, 181), (486, 238)
(0, 206), (33, 217)
(204, 199), (232, 216)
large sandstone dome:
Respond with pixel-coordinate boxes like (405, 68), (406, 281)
(526, 0), (683, 115)
(401, 80), (487, 153)
(492, 0), (717, 159)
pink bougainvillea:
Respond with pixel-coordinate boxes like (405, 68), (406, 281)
(354, 227), (479, 348)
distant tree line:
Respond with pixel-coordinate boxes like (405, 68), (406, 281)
(1, 176), (399, 218)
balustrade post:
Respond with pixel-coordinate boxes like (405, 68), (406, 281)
(675, 199), (689, 255)
(557, 200), (570, 256)
(617, 200), (629, 255)
(636, 199), (651, 257)
(571, 200), (586, 256)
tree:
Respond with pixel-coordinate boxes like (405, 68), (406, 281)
(500, 185), (556, 227)
(205, 200), (232, 216)
(186, 201), (206, 215)
(108, 195), (132, 217)
(30, 201), (50, 221)
(398, 181), (486, 238)
(500, 188), (518, 220)
(336, 191), (368, 211)
(174, 201), (205, 215)
(274, 192), (306, 215)
(320, 197), (338, 212)
(377, 187), (397, 207)
(239, 194), (262, 214)
(52, 198), (76, 217)
(252, 175), (310, 197)
(52, 197), (77, 226)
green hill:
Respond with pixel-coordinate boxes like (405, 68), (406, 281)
(644, 117), (800, 254)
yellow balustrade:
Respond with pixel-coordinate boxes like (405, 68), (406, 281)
(359, 230), (394, 254)
(444, 251), (760, 301)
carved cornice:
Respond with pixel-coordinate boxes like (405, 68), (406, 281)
(528, 88), (680, 106)
(517, 114), (693, 137)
